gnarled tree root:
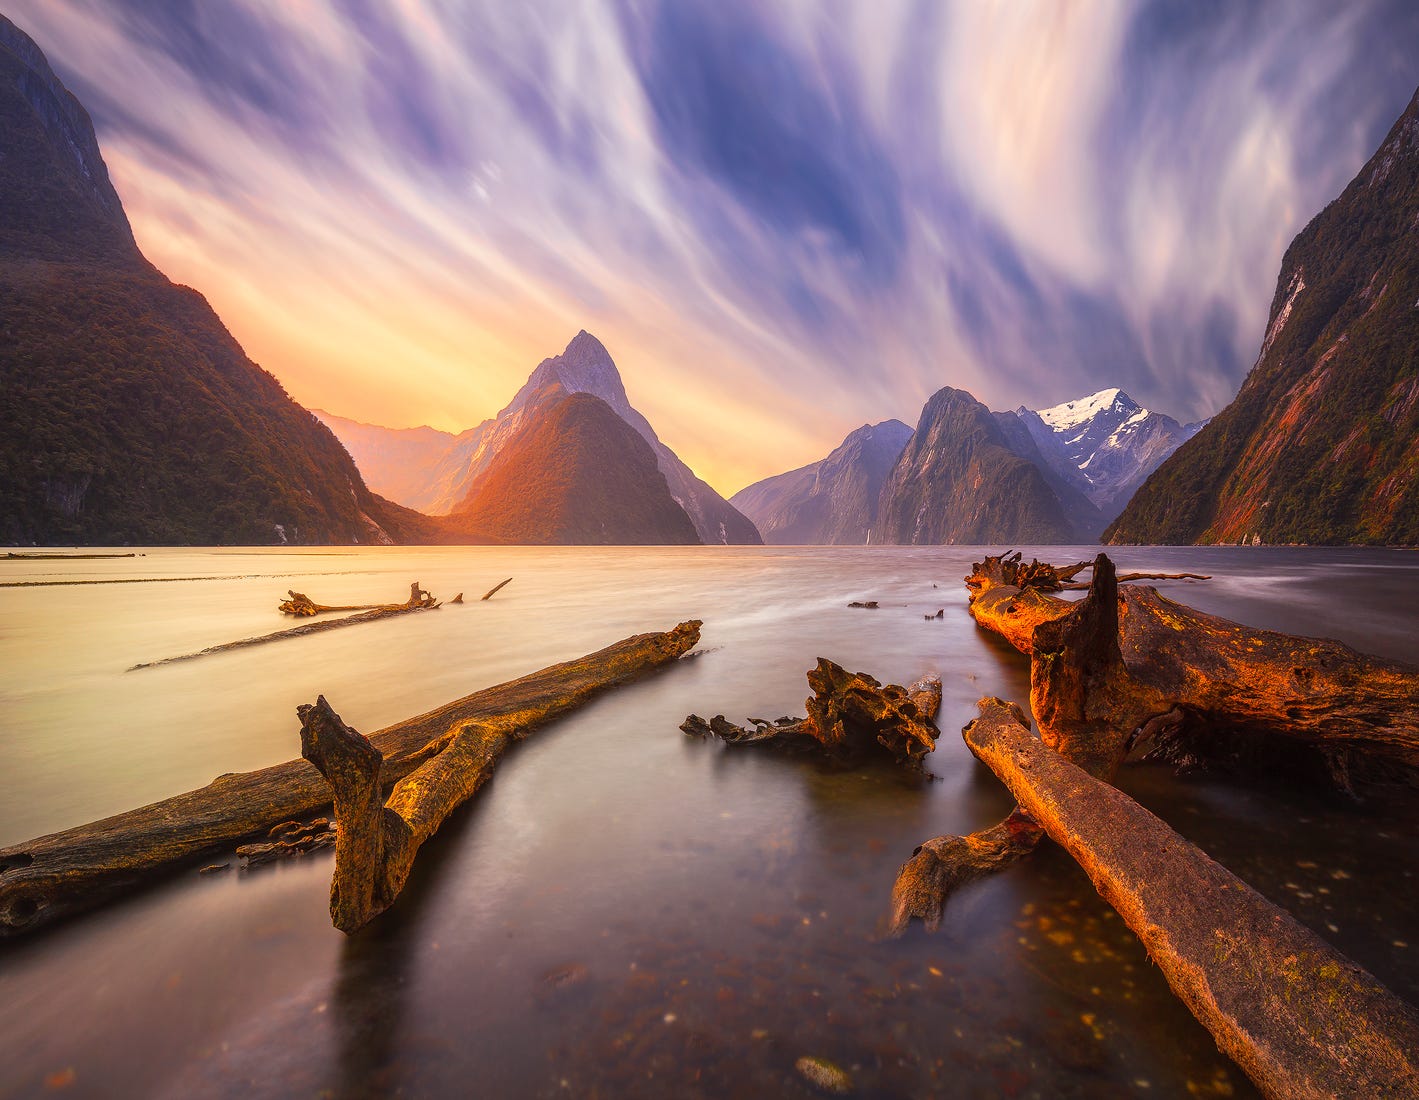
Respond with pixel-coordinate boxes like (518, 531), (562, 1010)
(683, 661), (941, 768)
(0, 620), (702, 938)
(890, 801), (1043, 934)
(960, 697), (1419, 1100)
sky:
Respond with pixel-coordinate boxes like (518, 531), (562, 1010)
(9, 1), (1419, 494)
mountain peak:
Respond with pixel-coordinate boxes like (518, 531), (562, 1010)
(0, 14), (137, 265)
(500, 329), (629, 420)
(1035, 388), (1140, 433)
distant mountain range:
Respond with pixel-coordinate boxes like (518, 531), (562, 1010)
(7, 5), (1411, 549)
(319, 331), (760, 545)
(1110, 86), (1419, 546)
(0, 16), (434, 546)
(732, 387), (1198, 545)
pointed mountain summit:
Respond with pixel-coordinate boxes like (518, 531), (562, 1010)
(1109, 86), (1419, 545)
(374, 331), (760, 544)
(1018, 389), (1203, 523)
(0, 15), (433, 544)
(731, 420), (912, 544)
(451, 387), (699, 545)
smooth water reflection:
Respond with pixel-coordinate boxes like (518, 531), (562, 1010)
(1, 546), (1416, 1098)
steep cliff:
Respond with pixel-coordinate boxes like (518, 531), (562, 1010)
(1108, 87), (1419, 546)
(877, 388), (1076, 545)
(0, 16), (432, 546)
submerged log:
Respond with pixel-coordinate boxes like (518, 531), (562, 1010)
(129, 601), (441, 671)
(960, 697), (1419, 1100)
(481, 577), (513, 601)
(682, 664), (940, 768)
(891, 800), (1043, 934)
(0, 620), (702, 937)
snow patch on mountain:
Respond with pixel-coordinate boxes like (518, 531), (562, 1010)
(1020, 389), (1203, 523)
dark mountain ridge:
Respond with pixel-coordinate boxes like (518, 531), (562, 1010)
(1109, 86), (1419, 546)
(0, 15), (435, 545)
(876, 387), (1077, 545)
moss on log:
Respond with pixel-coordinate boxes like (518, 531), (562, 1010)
(682, 662), (940, 767)
(961, 696), (1419, 1100)
(0, 621), (702, 938)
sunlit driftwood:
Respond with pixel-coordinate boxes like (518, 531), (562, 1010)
(956, 697), (1419, 1100)
(1, 621), (701, 938)
(682, 663), (940, 768)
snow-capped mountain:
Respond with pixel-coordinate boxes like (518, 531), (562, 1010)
(1017, 389), (1204, 522)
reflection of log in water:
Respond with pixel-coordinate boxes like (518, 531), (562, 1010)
(303, 620), (703, 932)
(0, 621), (703, 938)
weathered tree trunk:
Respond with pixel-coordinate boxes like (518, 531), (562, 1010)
(682, 662), (940, 767)
(959, 697), (1419, 1100)
(970, 553), (1419, 783)
(278, 591), (383, 616)
(278, 581), (439, 617)
(298, 698), (495, 932)
(895, 552), (1419, 931)
(0, 621), (702, 938)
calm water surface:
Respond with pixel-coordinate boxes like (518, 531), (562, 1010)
(1, 546), (1416, 1099)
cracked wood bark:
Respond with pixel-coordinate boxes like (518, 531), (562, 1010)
(0, 620), (702, 938)
(681, 662), (941, 768)
(960, 696), (1419, 1100)
(894, 552), (1419, 932)
(970, 552), (1419, 781)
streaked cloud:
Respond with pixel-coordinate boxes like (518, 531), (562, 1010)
(8, 0), (1418, 492)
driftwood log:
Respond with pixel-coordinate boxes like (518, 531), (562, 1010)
(682, 661), (940, 767)
(279, 581), (437, 617)
(0, 621), (702, 937)
(954, 698), (1419, 1100)
(970, 552), (1419, 785)
(895, 552), (1419, 930)
(130, 602), (442, 671)
(481, 577), (513, 601)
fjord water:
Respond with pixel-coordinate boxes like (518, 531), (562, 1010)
(1, 547), (1416, 1098)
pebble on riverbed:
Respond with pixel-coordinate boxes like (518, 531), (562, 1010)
(795, 1055), (853, 1094)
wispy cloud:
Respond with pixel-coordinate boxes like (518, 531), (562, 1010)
(8, 0), (1418, 491)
